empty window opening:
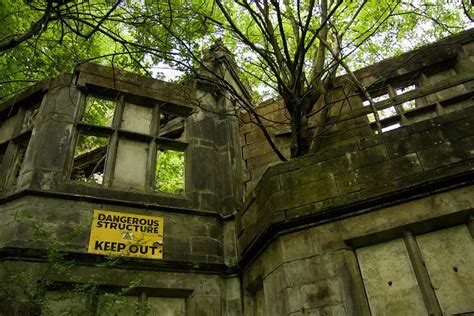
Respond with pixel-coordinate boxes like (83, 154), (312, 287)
(362, 94), (390, 107)
(82, 96), (116, 127)
(159, 113), (185, 140)
(155, 149), (185, 194)
(364, 94), (393, 123)
(71, 134), (108, 184)
(379, 106), (397, 119)
(396, 84), (416, 94)
(382, 123), (401, 133)
(22, 106), (40, 131)
(6, 144), (26, 187)
(397, 85), (417, 111)
(367, 106), (397, 123)
(402, 99), (417, 111)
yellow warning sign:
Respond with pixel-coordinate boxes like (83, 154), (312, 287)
(88, 210), (163, 259)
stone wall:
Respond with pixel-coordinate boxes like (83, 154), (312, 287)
(241, 186), (474, 315)
(240, 29), (474, 193)
(240, 99), (291, 193)
(0, 195), (239, 315)
(0, 54), (244, 314)
(0, 196), (226, 265)
(237, 105), (474, 259)
(237, 85), (474, 315)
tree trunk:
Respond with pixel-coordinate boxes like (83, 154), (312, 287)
(289, 102), (303, 158)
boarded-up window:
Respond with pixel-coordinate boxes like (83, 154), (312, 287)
(356, 224), (474, 315)
(113, 139), (148, 189)
(416, 225), (474, 315)
(356, 238), (426, 315)
(121, 103), (153, 135)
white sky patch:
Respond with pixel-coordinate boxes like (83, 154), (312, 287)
(141, 54), (185, 82)
(150, 62), (185, 81)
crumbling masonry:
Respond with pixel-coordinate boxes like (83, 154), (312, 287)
(0, 30), (473, 315)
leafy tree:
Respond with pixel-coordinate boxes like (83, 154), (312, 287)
(1, 0), (472, 158)
(0, 0), (150, 100)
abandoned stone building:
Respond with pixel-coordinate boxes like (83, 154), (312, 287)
(0, 29), (473, 315)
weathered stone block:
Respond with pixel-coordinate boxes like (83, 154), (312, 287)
(22, 119), (74, 173)
(385, 129), (445, 158)
(39, 86), (79, 121)
(344, 144), (388, 171)
(336, 153), (423, 194)
(164, 236), (191, 254)
(285, 204), (317, 220)
(279, 161), (328, 189)
(272, 177), (339, 212)
(299, 278), (342, 309)
(357, 134), (386, 150)
(191, 237), (222, 257)
(165, 216), (208, 237)
(282, 255), (334, 287)
(246, 151), (280, 170)
(242, 137), (276, 160)
(441, 116), (474, 139)
(263, 267), (289, 314)
(454, 135), (474, 159)
(309, 224), (345, 254)
(0, 114), (19, 144)
(407, 114), (436, 131)
(258, 239), (284, 278)
(416, 142), (462, 170)
(244, 129), (267, 145)
(187, 115), (217, 141)
(286, 286), (303, 314)
(188, 146), (217, 191)
(280, 230), (317, 261)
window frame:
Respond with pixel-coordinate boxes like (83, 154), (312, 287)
(70, 91), (188, 194)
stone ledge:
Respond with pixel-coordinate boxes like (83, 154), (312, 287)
(0, 246), (234, 275)
(0, 187), (227, 221)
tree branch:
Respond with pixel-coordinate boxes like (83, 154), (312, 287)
(0, 2), (54, 52)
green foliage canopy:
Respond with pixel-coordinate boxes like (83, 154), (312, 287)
(1, 0), (472, 157)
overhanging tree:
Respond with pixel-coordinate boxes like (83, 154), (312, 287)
(167, 0), (472, 157)
(1, 0), (472, 158)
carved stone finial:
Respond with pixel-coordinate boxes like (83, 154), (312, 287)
(205, 39), (235, 66)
